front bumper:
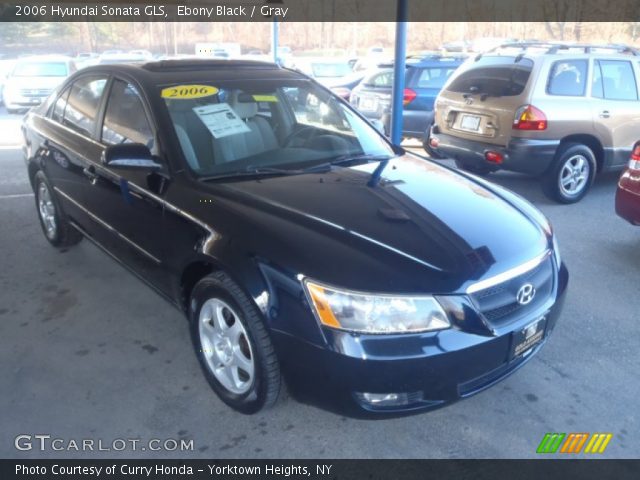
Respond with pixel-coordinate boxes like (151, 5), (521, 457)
(3, 94), (46, 110)
(275, 262), (568, 415)
(615, 170), (640, 226)
(430, 126), (560, 175)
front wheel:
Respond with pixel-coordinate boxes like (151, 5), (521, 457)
(34, 171), (82, 248)
(189, 272), (281, 414)
(542, 143), (596, 204)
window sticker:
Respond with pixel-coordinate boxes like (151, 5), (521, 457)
(192, 103), (251, 139)
(252, 94), (278, 102)
(161, 85), (219, 100)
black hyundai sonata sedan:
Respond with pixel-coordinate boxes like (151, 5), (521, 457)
(22, 59), (568, 414)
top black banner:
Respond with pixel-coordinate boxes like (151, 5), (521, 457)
(1, 0), (640, 22)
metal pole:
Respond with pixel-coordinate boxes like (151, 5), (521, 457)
(272, 20), (279, 64)
(390, 0), (408, 145)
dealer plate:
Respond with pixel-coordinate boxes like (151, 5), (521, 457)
(460, 114), (481, 131)
(510, 316), (547, 359)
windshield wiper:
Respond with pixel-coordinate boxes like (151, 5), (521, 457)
(302, 153), (394, 173)
(199, 164), (331, 182)
(199, 155), (392, 182)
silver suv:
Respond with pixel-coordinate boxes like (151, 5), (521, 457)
(429, 42), (640, 203)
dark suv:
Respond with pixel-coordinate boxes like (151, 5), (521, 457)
(350, 55), (464, 144)
(23, 60), (566, 414)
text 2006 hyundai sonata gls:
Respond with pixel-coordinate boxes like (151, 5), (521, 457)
(23, 60), (568, 414)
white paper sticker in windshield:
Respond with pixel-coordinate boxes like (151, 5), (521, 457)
(192, 103), (251, 139)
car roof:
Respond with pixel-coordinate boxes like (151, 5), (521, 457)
(76, 59), (306, 86)
(408, 57), (466, 67)
(474, 43), (640, 63)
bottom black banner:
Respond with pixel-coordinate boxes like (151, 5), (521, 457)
(1, 459), (638, 480)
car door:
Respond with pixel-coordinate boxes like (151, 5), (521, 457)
(37, 74), (109, 236)
(591, 58), (640, 168)
(84, 77), (171, 294)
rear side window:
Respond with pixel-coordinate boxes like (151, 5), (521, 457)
(446, 56), (533, 97)
(414, 67), (457, 89)
(594, 60), (638, 101)
(547, 60), (587, 96)
(62, 75), (107, 137)
(102, 79), (154, 148)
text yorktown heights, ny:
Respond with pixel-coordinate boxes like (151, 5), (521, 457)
(15, 463), (333, 477)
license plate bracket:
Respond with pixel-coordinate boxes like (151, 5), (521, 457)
(510, 316), (547, 360)
(460, 114), (481, 131)
(359, 96), (378, 112)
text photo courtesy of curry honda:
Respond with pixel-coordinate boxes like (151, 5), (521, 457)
(0, 0), (638, 470)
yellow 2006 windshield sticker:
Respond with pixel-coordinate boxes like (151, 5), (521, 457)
(253, 94), (278, 102)
(161, 85), (219, 100)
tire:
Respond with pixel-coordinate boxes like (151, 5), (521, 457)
(454, 159), (492, 176)
(189, 271), (281, 414)
(34, 171), (82, 248)
(422, 137), (445, 159)
(542, 143), (596, 204)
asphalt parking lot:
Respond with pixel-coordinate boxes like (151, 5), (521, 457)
(0, 106), (638, 459)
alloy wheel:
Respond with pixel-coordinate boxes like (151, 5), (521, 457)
(37, 182), (57, 240)
(559, 154), (589, 197)
(198, 298), (255, 395)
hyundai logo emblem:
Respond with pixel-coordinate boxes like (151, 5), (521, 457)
(516, 283), (536, 305)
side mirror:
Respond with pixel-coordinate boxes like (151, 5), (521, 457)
(102, 143), (161, 170)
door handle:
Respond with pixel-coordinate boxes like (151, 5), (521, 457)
(82, 165), (99, 184)
(599, 110), (611, 119)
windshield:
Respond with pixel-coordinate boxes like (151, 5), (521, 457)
(12, 61), (68, 77)
(161, 79), (394, 178)
(311, 63), (353, 78)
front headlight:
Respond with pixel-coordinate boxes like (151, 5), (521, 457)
(552, 234), (561, 266)
(303, 280), (450, 334)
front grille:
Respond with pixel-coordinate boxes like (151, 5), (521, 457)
(19, 88), (52, 97)
(470, 256), (554, 326)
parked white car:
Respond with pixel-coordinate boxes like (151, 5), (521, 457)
(3, 56), (75, 113)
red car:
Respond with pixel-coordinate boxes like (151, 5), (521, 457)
(616, 141), (640, 226)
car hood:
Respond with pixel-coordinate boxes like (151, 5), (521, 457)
(212, 154), (549, 291)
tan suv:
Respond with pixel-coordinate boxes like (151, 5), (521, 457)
(428, 42), (640, 203)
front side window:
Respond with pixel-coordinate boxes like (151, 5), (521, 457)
(161, 79), (394, 177)
(102, 79), (154, 147)
(63, 76), (107, 137)
(596, 60), (638, 101)
(547, 60), (588, 96)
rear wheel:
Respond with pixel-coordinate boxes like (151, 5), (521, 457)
(189, 272), (281, 414)
(542, 143), (596, 204)
(454, 159), (492, 176)
(34, 171), (82, 248)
